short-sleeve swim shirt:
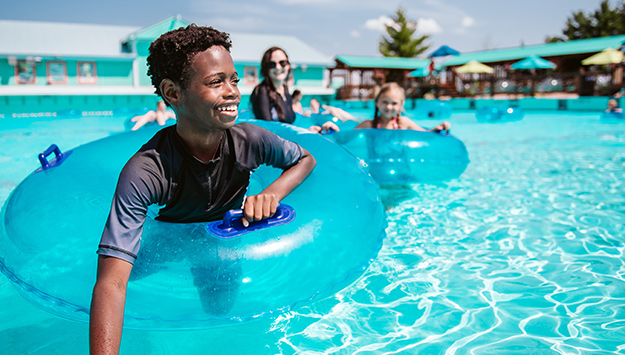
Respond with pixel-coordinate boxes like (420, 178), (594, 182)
(97, 123), (304, 264)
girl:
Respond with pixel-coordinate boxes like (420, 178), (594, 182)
(356, 82), (450, 132)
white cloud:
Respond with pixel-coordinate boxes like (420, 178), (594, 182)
(364, 15), (394, 32)
(350, 30), (360, 38)
(417, 18), (442, 34)
(461, 16), (475, 28)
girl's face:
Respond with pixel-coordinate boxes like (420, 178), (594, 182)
(375, 89), (404, 120)
(268, 50), (290, 82)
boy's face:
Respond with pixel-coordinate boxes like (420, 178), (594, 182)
(176, 46), (240, 131)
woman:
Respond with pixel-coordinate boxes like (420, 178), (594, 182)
(356, 82), (450, 132)
(250, 47), (338, 133)
(250, 47), (296, 123)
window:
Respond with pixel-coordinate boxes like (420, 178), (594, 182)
(47, 61), (68, 85)
(77, 62), (97, 84)
(15, 60), (36, 84)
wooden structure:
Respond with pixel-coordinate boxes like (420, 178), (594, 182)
(440, 34), (625, 97)
(329, 55), (430, 100)
(329, 35), (625, 100)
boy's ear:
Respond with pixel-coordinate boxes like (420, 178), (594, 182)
(160, 79), (181, 107)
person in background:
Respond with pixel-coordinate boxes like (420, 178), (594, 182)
(129, 100), (176, 130)
(291, 89), (305, 115)
(356, 82), (450, 131)
(606, 98), (623, 113)
(250, 47), (338, 133)
(89, 25), (316, 355)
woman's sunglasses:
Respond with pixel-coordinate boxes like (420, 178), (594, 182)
(269, 60), (290, 69)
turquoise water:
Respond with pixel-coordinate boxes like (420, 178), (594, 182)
(1, 109), (625, 354)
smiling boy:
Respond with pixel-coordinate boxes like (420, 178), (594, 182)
(89, 25), (316, 354)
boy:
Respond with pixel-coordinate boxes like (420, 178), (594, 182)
(89, 25), (315, 354)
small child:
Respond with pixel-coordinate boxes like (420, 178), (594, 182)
(606, 99), (623, 113)
(356, 82), (450, 132)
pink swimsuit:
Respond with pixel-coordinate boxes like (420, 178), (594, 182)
(377, 116), (399, 129)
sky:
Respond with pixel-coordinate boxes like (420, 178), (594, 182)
(0, 0), (611, 58)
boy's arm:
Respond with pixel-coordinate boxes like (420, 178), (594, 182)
(242, 148), (315, 226)
(90, 256), (133, 355)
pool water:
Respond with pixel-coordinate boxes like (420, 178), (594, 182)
(1, 109), (624, 354)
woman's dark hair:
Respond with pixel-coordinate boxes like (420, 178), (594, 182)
(372, 82), (405, 128)
(147, 24), (232, 104)
(255, 46), (291, 120)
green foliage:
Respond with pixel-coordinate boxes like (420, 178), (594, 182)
(547, 0), (625, 42)
(378, 7), (430, 58)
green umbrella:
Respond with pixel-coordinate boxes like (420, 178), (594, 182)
(581, 48), (624, 65)
(455, 60), (494, 74)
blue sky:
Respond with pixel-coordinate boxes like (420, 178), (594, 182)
(1, 0), (609, 57)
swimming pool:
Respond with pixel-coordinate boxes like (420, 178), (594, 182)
(1, 109), (624, 354)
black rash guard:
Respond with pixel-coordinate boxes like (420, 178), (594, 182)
(250, 84), (296, 124)
(97, 123), (304, 264)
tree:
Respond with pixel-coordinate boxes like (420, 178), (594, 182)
(379, 7), (430, 58)
(546, 0), (625, 42)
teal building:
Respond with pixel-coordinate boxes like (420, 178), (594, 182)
(0, 16), (334, 115)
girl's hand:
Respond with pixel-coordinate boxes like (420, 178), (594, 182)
(431, 121), (450, 133)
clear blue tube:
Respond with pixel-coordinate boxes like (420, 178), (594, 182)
(413, 101), (453, 119)
(600, 111), (625, 121)
(328, 129), (470, 185)
(0, 120), (386, 330)
(476, 106), (525, 123)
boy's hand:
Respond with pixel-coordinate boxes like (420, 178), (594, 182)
(241, 193), (279, 227)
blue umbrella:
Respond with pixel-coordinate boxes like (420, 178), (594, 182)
(429, 45), (460, 58)
(510, 55), (556, 70)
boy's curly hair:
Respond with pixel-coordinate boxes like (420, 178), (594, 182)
(147, 24), (232, 103)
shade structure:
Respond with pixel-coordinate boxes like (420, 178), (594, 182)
(409, 67), (430, 77)
(510, 55), (556, 70)
(581, 48), (624, 65)
(455, 60), (494, 74)
(429, 45), (460, 58)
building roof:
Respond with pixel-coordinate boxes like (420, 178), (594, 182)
(0, 17), (333, 66)
(0, 20), (139, 59)
(335, 55), (430, 70)
(229, 32), (333, 66)
(128, 15), (333, 65)
(443, 34), (625, 66)
(122, 15), (189, 42)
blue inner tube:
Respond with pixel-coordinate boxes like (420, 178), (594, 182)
(0, 120), (386, 330)
(327, 129), (470, 185)
(476, 106), (524, 123)
(600, 111), (625, 121)
(413, 101), (453, 119)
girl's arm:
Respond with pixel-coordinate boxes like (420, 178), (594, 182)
(355, 119), (374, 129)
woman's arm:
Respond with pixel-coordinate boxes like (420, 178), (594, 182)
(321, 105), (358, 122)
(250, 86), (274, 121)
(241, 148), (316, 226)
